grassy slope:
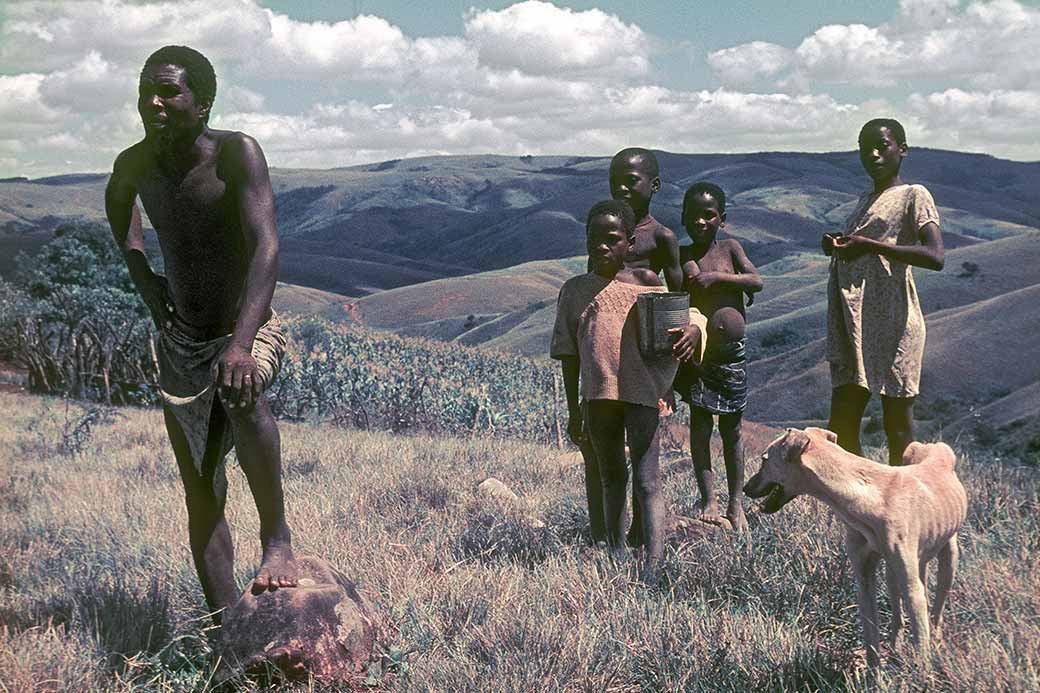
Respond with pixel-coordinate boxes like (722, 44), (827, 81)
(2, 392), (1038, 691)
(270, 282), (350, 322)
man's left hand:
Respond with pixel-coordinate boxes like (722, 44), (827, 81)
(217, 343), (260, 409)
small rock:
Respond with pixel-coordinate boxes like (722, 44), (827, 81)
(477, 477), (519, 502)
(554, 451), (583, 470)
(217, 555), (379, 684)
(477, 477), (548, 529)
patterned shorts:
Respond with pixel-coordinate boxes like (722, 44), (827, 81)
(676, 338), (748, 415)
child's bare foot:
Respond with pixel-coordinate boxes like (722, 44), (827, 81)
(726, 505), (749, 533)
(252, 543), (298, 594)
(695, 497), (724, 525)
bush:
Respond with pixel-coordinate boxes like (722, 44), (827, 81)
(2, 223), (568, 441)
(3, 223), (158, 403)
(270, 318), (563, 442)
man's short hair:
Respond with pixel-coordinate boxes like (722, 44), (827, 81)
(683, 181), (727, 215)
(143, 45), (217, 109)
(610, 147), (660, 178)
(859, 118), (906, 146)
(586, 199), (636, 237)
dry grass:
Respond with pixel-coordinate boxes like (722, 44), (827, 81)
(1, 392), (1037, 692)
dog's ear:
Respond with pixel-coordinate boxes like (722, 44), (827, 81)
(805, 426), (838, 444)
(785, 429), (812, 464)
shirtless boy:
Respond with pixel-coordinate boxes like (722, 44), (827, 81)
(553, 200), (702, 576)
(678, 182), (762, 532)
(105, 46), (296, 622)
(609, 148), (683, 292)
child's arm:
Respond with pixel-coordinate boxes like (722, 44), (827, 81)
(833, 222), (944, 270)
(656, 227), (684, 292)
(559, 357), (584, 445)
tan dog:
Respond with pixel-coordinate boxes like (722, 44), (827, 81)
(744, 427), (967, 666)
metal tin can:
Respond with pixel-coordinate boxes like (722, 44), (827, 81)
(636, 291), (688, 358)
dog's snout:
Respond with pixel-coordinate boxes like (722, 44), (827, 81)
(744, 474), (765, 498)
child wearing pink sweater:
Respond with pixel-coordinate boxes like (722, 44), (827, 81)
(552, 200), (705, 575)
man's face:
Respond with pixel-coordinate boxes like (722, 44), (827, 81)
(609, 155), (659, 214)
(858, 125), (906, 183)
(682, 192), (725, 245)
(138, 63), (208, 140)
(586, 213), (630, 276)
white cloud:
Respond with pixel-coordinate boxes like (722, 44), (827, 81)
(896, 0), (960, 28)
(224, 85), (266, 112)
(464, 0), (649, 77)
(0, 73), (61, 140)
(38, 52), (133, 113)
(711, 0), (1040, 90)
(264, 12), (409, 78)
(1, 0), (1038, 175)
(706, 42), (795, 85)
(907, 88), (1040, 151)
(0, 0), (272, 72)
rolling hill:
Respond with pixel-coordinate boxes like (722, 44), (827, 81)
(2, 149), (1038, 446)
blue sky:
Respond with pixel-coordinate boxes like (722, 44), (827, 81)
(1, 0), (1038, 177)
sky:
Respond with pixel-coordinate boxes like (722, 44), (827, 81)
(1, 0), (1038, 178)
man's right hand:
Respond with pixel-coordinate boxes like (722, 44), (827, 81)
(141, 274), (175, 330)
(566, 415), (585, 446)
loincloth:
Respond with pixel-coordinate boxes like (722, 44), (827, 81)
(677, 338), (748, 415)
(157, 312), (286, 489)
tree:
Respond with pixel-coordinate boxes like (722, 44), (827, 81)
(4, 222), (158, 403)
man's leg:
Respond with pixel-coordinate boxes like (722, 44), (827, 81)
(586, 400), (629, 558)
(828, 384), (870, 457)
(625, 404), (664, 571)
(164, 405), (238, 621)
(690, 407), (720, 522)
(223, 395), (296, 592)
(881, 395), (916, 466)
(718, 411), (747, 531)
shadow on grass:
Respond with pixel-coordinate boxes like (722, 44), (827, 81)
(454, 502), (562, 569)
(4, 571), (173, 673)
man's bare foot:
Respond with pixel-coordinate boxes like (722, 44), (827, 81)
(695, 497), (724, 525)
(252, 543), (298, 594)
(726, 505), (749, 533)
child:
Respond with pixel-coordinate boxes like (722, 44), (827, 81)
(823, 118), (944, 465)
(608, 147), (684, 292)
(678, 182), (762, 532)
(607, 147), (683, 545)
(552, 200), (704, 573)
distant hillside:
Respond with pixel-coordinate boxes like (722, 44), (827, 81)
(3, 149), (1037, 292)
(3, 150), (1037, 444)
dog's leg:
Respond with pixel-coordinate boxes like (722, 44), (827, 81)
(849, 532), (882, 667)
(932, 534), (959, 643)
(893, 547), (931, 659)
(884, 560), (904, 650)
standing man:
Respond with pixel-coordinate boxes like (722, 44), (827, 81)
(105, 45), (296, 622)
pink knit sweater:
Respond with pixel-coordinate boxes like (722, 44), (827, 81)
(552, 274), (706, 408)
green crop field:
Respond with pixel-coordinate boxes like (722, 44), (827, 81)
(1, 392), (1037, 692)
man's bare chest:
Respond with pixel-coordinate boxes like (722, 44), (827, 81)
(137, 165), (232, 226)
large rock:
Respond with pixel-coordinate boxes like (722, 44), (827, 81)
(217, 555), (379, 683)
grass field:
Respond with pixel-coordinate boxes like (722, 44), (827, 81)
(1, 392), (1038, 691)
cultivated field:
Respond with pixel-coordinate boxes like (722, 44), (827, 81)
(1, 392), (1037, 691)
